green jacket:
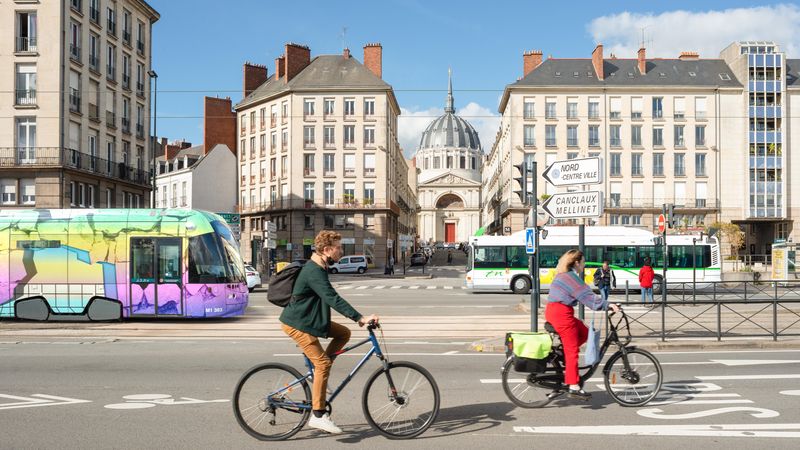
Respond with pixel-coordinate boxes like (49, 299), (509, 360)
(280, 262), (363, 338)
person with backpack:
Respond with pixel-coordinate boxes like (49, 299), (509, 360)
(278, 230), (379, 434)
(593, 261), (616, 302)
(639, 257), (655, 305)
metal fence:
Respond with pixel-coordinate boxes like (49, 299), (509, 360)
(606, 280), (800, 341)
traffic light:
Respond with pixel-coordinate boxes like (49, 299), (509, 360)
(513, 162), (529, 205)
(667, 203), (676, 228)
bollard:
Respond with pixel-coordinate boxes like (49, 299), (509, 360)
(625, 280), (629, 303)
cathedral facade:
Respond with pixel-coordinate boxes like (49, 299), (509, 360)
(414, 72), (483, 245)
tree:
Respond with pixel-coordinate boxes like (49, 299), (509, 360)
(710, 221), (744, 258)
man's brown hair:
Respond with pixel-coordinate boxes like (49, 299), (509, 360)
(315, 230), (342, 254)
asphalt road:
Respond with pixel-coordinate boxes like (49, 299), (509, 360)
(1, 340), (799, 449)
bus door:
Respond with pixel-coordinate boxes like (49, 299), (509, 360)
(130, 237), (183, 316)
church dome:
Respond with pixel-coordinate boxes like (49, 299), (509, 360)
(417, 71), (481, 152)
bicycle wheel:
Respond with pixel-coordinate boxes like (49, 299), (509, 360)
(603, 348), (663, 407)
(362, 361), (440, 439)
(501, 357), (563, 408)
(233, 363), (311, 441)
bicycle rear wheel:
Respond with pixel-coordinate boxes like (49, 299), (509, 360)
(362, 361), (440, 439)
(501, 357), (563, 408)
(603, 348), (663, 407)
(232, 363), (311, 441)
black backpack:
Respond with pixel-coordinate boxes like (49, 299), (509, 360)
(267, 262), (304, 307)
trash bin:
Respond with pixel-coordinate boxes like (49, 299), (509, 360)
(276, 262), (289, 273)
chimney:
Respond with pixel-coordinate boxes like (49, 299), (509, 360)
(242, 62), (268, 99)
(591, 44), (604, 80)
(284, 42), (311, 83)
(275, 55), (286, 81)
(679, 51), (700, 60)
(343, 48), (350, 59)
(363, 43), (382, 78)
(203, 96), (236, 155)
(165, 140), (187, 160)
(523, 50), (543, 77)
(638, 47), (647, 75)
(159, 137), (167, 160)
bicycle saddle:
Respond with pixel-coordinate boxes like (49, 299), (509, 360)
(544, 322), (557, 335)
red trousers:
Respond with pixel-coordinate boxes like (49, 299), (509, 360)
(545, 302), (588, 385)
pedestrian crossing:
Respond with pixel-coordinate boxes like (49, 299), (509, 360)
(335, 284), (469, 290)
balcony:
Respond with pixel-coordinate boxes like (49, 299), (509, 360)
(106, 111), (116, 128)
(16, 37), (37, 53)
(750, 131), (782, 144)
(136, 82), (145, 98)
(121, 118), (131, 134)
(89, 7), (100, 23)
(15, 89), (36, 106)
(603, 198), (719, 210)
(303, 168), (314, 177)
(180, 196), (187, 207)
(107, 21), (116, 37)
(70, 45), (81, 62)
(750, 80), (782, 92)
(107, 65), (116, 81)
(344, 168), (355, 177)
(123, 30), (131, 43)
(0, 147), (150, 186)
(136, 124), (144, 139)
(89, 56), (100, 71)
(236, 198), (390, 213)
(364, 168), (376, 177)
(749, 106), (782, 119)
(122, 74), (131, 90)
(88, 103), (100, 122)
(136, 40), (145, 54)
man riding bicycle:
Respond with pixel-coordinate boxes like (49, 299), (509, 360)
(545, 249), (619, 400)
(280, 230), (379, 434)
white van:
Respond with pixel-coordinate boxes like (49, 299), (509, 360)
(329, 255), (368, 274)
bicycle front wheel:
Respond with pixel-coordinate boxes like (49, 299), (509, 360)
(232, 363), (311, 441)
(362, 361), (440, 439)
(603, 348), (663, 407)
(501, 357), (562, 408)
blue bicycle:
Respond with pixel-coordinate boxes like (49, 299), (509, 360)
(233, 322), (440, 440)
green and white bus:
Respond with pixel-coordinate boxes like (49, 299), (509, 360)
(465, 226), (721, 294)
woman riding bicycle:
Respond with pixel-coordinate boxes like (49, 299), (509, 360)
(545, 249), (619, 400)
(280, 230), (379, 434)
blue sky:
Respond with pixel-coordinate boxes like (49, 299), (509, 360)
(148, 1), (800, 156)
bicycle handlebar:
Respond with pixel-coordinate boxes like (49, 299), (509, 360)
(367, 319), (381, 330)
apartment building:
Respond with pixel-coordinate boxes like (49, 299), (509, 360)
(234, 43), (417, 269)
(483, 45), (741, 238)
(1, 0), (159, 210)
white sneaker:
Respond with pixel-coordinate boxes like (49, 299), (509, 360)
(307, 413), (342, 434)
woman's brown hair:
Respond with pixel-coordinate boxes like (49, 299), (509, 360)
(556, 249), (584, 274)
(315, 230), (342, 255)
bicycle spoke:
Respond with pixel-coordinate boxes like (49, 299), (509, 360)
(363, 362), (439, 438)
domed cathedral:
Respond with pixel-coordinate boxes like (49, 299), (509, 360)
(414, 70), (483, 245)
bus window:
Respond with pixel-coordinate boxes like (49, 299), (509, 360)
(474, 246), (505, 269)
(603, 246), (638, 268)
(637, 246), (664, 268)
(188, 233), (228, 283)
(538, 246), (570, 269)
(507, 246), (528, 269)
(131, 238), (156, 283)
(669, 245), (711, 268)
(584, 246), (604, 266)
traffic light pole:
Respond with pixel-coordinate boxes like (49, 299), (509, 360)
(530, 160), (540, 332)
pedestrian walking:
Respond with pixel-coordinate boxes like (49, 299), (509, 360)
(447, 250), (453, 264)
(639, 257), (655, 305)
(593, 261), (616, 302)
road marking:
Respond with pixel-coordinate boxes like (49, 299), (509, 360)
(373, 286), (386, 290)
(274, 352), (496, 357)
(390, 286), (402, 289)
(696, 374), (800, 381)
(444, 286), (454, 290)
(0, 394), (91, 410)
(356, 286), (369, 290)
(409, 286), (420, 289)
(637, 407), (780, 420)
(104, 394), (228, 410)
(512, 423), (800, 438)
(780, 390), (800, 396)
(711, 359), (800, 366)
(426, 286), (437, 290)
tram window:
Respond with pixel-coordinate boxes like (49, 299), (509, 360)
(188, 233), (228, 283)
(158, 241), (181, 282)
(474, 246), (505, 268)
(507, 246), (528, 268)
(131, 238), (156, 283)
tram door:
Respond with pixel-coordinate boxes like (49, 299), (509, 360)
(130, 237), (183, 316)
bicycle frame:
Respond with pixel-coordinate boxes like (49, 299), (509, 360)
(266, 326), (391, 411)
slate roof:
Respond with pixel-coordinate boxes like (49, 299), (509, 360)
(786, 59), (800, 87)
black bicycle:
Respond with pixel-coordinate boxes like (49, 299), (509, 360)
(501, 308), (663, 407)
(233, 321), (440, 440)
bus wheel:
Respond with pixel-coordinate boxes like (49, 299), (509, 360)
(511, 276), (531, 294)
(652, 275), (663, 296)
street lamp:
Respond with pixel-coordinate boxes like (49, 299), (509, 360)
(147, 69), (158, 208)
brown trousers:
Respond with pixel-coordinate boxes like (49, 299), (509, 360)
(281, 322), (351, 411)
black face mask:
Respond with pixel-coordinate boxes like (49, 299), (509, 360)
(326, 256), (336, 265)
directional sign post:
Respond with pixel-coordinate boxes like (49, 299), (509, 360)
(541, 191), (604, 219)
(542, 157), (602, 187)
(525, 228), (536, 254)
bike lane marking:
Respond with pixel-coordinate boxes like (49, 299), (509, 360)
(104, 394), (228, 410)
(513, 424), (800, 438)
(0, 394), (91, 410)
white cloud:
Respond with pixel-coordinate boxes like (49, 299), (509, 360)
(398, 103), (500, 158)
(588, 4), (800, 59)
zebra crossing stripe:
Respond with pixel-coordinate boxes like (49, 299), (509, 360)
(444, 286), (453, 290)
(426, 286), (437, 290)
(409, 286), (420, 289)
(373, 286), (386, 290)
(390, 286), (402, 289)
(356, 286), (369, 290)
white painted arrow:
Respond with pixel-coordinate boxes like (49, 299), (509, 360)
(710, 359), (800, 366)
(0, 394), (91, 410)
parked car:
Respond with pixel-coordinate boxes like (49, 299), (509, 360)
(244, 264), (262, 292)
(410, 252), (428, 266)
(328, 255), (368, 274)
(434, 242), (445, 249)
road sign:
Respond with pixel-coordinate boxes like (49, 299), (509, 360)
(541, 191), (603, 219)
(265, 221), (276, 233)
(658, 214), (666, 233)
(264, 239), (276, 249)
(542, 157), (602, 187)
(525, 228), (536, 254)
(215, 213), (240, 224)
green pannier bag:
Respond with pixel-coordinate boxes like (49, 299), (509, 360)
(505, 332), (553, 373)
